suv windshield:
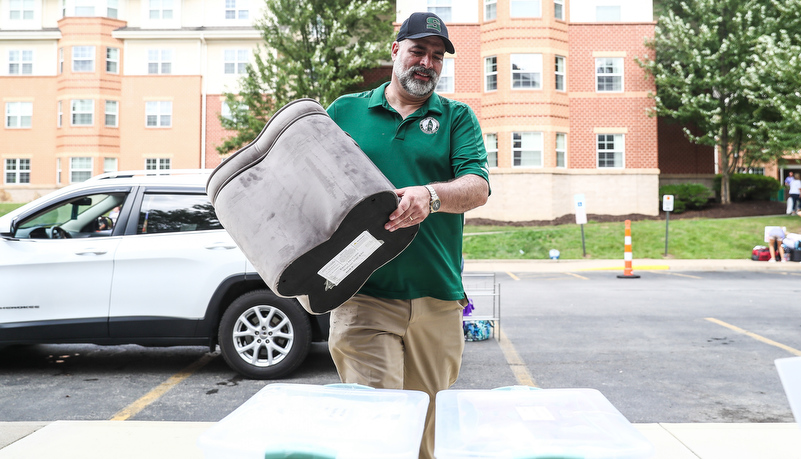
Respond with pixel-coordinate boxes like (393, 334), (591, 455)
(16, 193), (127, 239)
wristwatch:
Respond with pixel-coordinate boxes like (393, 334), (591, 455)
(425, 185), (441, 213)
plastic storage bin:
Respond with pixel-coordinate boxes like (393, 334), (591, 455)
(435, 387), (654, 459)
(776, 357), (801, 427)
(198, 383), (429, 459)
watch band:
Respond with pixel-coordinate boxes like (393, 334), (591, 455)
(425, 185), (440, 213)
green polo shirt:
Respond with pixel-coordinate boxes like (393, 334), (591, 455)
(327, 82), (490, 301)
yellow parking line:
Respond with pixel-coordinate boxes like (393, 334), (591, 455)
(506, 271), (520, 281)
(564, 272), (589, 280)
(497, 328), (538, 387)
(110, 352), (218, 421)
(705, 318), (801, 356)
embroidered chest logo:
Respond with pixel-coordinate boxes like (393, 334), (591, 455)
(419, 117), (440, 135)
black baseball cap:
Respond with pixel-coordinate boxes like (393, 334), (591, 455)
(396, 12), (455, 54)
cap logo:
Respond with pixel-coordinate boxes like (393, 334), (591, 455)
(426, 17), (442, 33)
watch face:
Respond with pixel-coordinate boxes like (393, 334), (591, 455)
(431, 200), (441, 212)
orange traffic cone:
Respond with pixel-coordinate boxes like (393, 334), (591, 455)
(617, 220), (640, 279)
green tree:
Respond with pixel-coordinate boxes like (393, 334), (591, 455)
(217, 0), (394, 155)
(639, 0), (801, 204)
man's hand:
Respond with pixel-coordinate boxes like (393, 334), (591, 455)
(385, 186), (430, 232)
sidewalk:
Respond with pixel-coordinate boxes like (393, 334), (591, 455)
(1, 419), (800, 458)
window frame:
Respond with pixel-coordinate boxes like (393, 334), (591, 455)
(223, 49), (249, 75)
(70, 157), (93, 183)
(485, 56), (498, 92)
(9, 49), (33, 75)
(72, 46), (95, 73)
(427, 0), (452, 22)
(555, 55), (566, 91)
(106, 47), (119, 74)
(511, 53), (543, 90)
(104, 157), (118, 174)
(484, 0), (497, 21)
(512, 132), (543, 168)
(556, 133), (567, 168)
(149, 0), (174, 20)
(57, 100), (63, 127)
(554, 0), (565, 20)
(5, 101), (33, 129)
(224, 0), (249, 20)
(597, 133), (625, 168)
(5, 158), (31, 184)
(147, 49), (173, 75)
(595, 57), (624, 93)
(105, 100), (118, 127)
(436, 58), (455, 93)
(145, 158), (171, 170)
(485, 133), (498, 168)
(71, 99), (94, 126)
(9, 0), (35, 20)
(145, 101), (172, 128)
(510, 0), (541, 18)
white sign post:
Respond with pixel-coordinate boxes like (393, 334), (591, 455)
(575, 194), (587, 257)
(662, 195), (674, 256)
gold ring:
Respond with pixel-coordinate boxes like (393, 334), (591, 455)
(409, 216), (414, 221)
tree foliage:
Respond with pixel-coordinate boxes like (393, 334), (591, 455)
(639, 0), (801, 204)
(216, 0), (394, 155)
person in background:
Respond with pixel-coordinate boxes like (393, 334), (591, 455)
(791, 175), (801, 215)
(325, 12), (490, 459)
(768, 226), (787, 262)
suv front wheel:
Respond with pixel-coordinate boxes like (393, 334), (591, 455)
(218, 290), (312, 379)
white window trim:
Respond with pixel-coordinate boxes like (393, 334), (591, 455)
(145, 158), (171, 170)
(4, 158), (31, 184)
(485, 133), (498, 168)
(71, 99), (94, 126)
(72, 46), (95, 73)
(554, 0), (565, 20)
(555, 55), (566, 91)
(105, 100), (118, 127)
(149, 0), (174, 20)
(5, 101), (32, 129)
(106, 47), (119, 74)
(147, 49), (172, 74)
(595, 57), (624, 93)
(69, 157), (93, 183)
(511, 53), (543, 90)
(556, 132), (567, 168)
(146, 100), (172, 128)
(596, 133), (625, 168)
(510, 0), (542, 18)
(223, 49), (249, 75)
(224, 0), (249, 20)
(8, 49), (33, 75)
(436, 58), (454, 93)
(104, 157), (118, 174)
(485, 56), (498, 92)
(512, 132), (544, 168)
(57, 100), (63, 127)
(427, 0), (452, 22)
(484, 0), (497, 21)
(9, 0), (35, 20)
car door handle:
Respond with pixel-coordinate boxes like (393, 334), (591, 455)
(75, 248), (108, 256)
(205, 242), (237, 250)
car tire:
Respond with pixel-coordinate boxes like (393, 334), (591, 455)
(218, 289), (312, 379)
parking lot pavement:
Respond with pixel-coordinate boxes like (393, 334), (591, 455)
(464, 258), (801, 273)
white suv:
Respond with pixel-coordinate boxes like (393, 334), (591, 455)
(0, 170), (329, 379)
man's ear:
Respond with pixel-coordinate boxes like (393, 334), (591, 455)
(390, 41), (400, 60)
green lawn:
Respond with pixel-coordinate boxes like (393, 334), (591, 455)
(0, 203), (24, 216)
(463, 214), (799, 260)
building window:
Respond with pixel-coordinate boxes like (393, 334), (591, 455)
(74, 0), (94, 16)
(436, 58), (454, 93)
(71, 99), (94, 126)
(106, 47), (119, 73)
(556, 133), (567, 167)
(59, 48), (64, 73)
(597, 134), (624, 168)
(596, 5), (621, 21)
(6, 102), (32, 128)
(108, 0), (118, 18)
(147, 49), (172, 74)
(554, 0), (564, 20)
(513, 132), (543, 167)
(511, 0), (540, 17)
(485, 133), (498, 168)
(146, 101), (172, 127)
(224, 49), (249, 75)
(427, 0), (451, 22)
(555, 56), (565, 91)
(105, 100), (118, 127)
(225, 0), (248, 19)
(484, 0), (497, 21)
(9, 50), (33, 75)
(149, 0), (173, 19)
(9, 0), (35, 20)
(511, 54), (542, 89)
(596, 57), (623, 92)
(104, 157), (118, 174)
(485, 56), (497, 92)
(72, 46), (95, 72)
(737, 167), (765, 175)
(57, 158), (62, 184)
(70, 157), (93, 182)
(5, 159), (30, 184)
(57, 101), (63, 127)
(146, 158), (171, 170)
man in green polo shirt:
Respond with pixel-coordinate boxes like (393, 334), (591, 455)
(326, 11), (490, 459)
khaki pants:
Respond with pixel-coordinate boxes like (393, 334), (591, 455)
(328, 294), (465, 459)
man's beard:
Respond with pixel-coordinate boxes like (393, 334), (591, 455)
(394, 60), (440, 98)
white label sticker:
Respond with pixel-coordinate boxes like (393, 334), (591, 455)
(515, 406), (556, 421)
(317, 231), (383, 286)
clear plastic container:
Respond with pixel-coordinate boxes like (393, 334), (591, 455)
(435, 387), (654, 459)
(776, 357), (801, 427)
(198, 383), (429, 459)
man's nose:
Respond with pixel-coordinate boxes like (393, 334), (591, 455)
(419, 54), (434, 69)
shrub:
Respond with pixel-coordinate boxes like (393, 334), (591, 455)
(659, 183), (712, 214)
(714, 174), (781, 202)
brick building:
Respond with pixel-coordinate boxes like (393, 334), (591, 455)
(2, 0), (687, 221)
